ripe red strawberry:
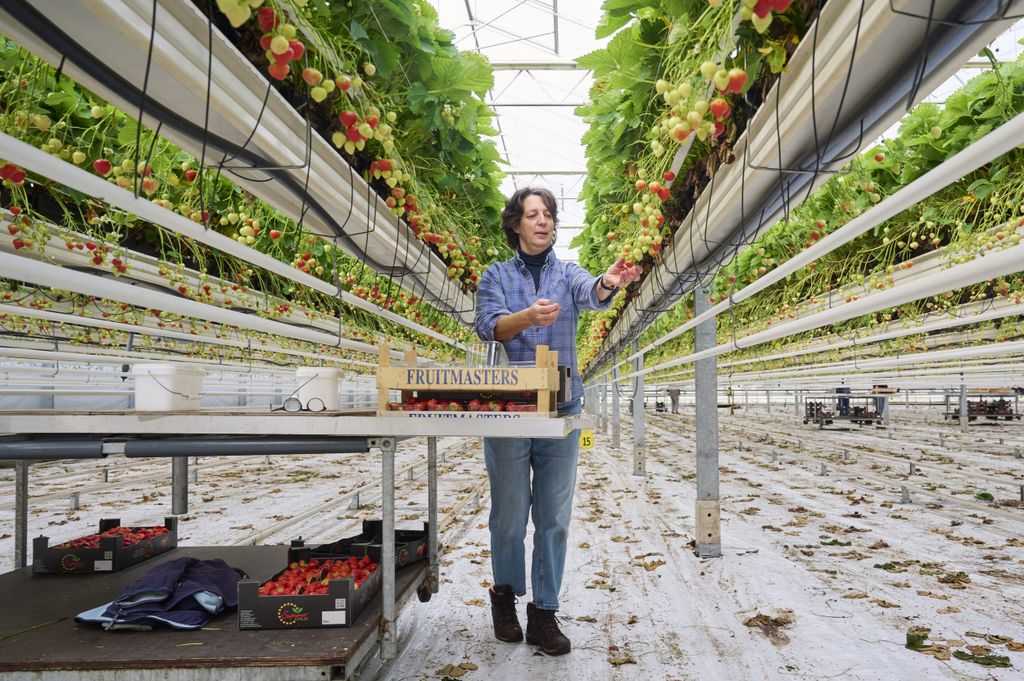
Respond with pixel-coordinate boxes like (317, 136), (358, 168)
(93, 159), (112, 176)
(663, 171), (675, 182)
(289, 41), (305, 60)
(272, 48), (294, 64)
(269, 229), (281, 240)
(337, 75), (352, 91)
(259, 34), (272, 51)
(722, 68), (747, 95)
(268, 62), (289, 81)
(7, 225), (18, 235)
(709, 98), (731, 120)
(184, 169), (197, 182)
(301, 68), (322, 86)
(713, 121), (725, 137)
(635, 180), (646, 191)
(8, 170), (25, 185)
(0, 163), (15, 180)
(753, 0), (773, 18)
(874, 152), (885, 162)
(339, 111), (358, 127)
(12, 238), (25, 250)
(257, 7), (278, 31)
(658, 187), (670, 201)
(346, 126), (362, 142)
(92, 254), (103, 265)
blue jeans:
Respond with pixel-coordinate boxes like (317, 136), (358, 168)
(483, 397), (581, 611)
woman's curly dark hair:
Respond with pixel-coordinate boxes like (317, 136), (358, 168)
(501, 187), (559, 249)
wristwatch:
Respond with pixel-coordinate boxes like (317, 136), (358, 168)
(598, 277), (618, 292)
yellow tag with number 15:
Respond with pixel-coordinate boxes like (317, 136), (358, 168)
(579, 429), (594, 449)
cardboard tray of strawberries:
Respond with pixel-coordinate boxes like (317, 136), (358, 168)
(32, 517), (178, 574)
(237, 545), (382, 629)
(304, 519), (429, 568)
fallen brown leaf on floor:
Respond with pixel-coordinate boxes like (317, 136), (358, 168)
(435, 663), (467, 678)
(868, 540), (889, 549)
(607, 652), (636, 666)
(739, 507), (761, 515)
(1007, 641), (1024, 652)
(578, 542), (590, 549)
(842, 592), (868, 599)
(871, 599), (900, 608)
(463, 599), (485, 607)
(938, 571), (971, 588)
(459, 662), (478, 671)
(917, 644), (951, 660)
(984, 634), (1012, 645)
(916, 590), (949, 600)
(936, 606), (961, 614)
(479, 580), (491, 588)
(575, 615), (597, 623)
(967, 645), (993, 656)
(743, 610), (796, 645)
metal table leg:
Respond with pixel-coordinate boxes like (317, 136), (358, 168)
(15, 460), (28, 568)
(372, 437), (397, 660)
(427, 436), (439, 596)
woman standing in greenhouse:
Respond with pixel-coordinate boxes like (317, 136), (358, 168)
(473, 187), (642, 655)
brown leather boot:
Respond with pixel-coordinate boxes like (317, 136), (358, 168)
(526, 602), (571, 655)
(489, 585), (523, 642)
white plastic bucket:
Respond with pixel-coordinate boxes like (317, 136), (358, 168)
(295, 367), (341, 411)
(132, 363), (205, 411)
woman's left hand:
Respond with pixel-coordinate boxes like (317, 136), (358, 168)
(601, 258), (643, 289)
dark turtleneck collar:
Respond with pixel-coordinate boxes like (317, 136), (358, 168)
(517, 245), (553, 290)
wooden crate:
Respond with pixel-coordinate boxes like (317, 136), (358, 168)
(377, 345), (561, 417)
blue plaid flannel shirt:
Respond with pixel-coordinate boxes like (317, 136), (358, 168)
(474, 250), (613, 403)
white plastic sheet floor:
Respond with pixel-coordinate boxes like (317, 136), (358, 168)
(369, 408), (1024, 681)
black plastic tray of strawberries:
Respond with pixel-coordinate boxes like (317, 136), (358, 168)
(237, 544), (383, 629)
(304, 519), (429, 568)
(32, 517), (178, 575)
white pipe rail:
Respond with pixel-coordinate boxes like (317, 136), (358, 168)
(611, 111), (1024, 374)
(0, 250), (384, 352)
(0, 304), (378, 369)
(0, 133), (464, 349)
(616, 232), (1024, 382)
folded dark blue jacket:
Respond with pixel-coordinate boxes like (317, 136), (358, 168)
(75, 556), (247, 630)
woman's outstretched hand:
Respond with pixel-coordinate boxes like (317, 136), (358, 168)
(601, 258), (643, 289)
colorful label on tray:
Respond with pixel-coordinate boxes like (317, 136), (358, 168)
(405, 368), (519, 386)
(277, 602), (310, 625)
(60, 553), (85, 572)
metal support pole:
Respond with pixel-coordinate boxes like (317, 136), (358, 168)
(632, 342), (645, 477)
(766, 389), (771, 413)
(377, 437), (397, 659)
(172, 456), (188, 514)
(601, 380), (608, 434)
(959, 383), (968, 433)
(745, 390), (749, 410)
(15, 461), (28, 568)
(611, 366), (621, 450)
(427, 436), (439, 595)
(906, 388), (910, 407)
(694, 285), (721, 558)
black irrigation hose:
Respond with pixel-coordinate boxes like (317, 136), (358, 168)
(587, 0), (1010, 376)
(3, 1), (468, 319)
